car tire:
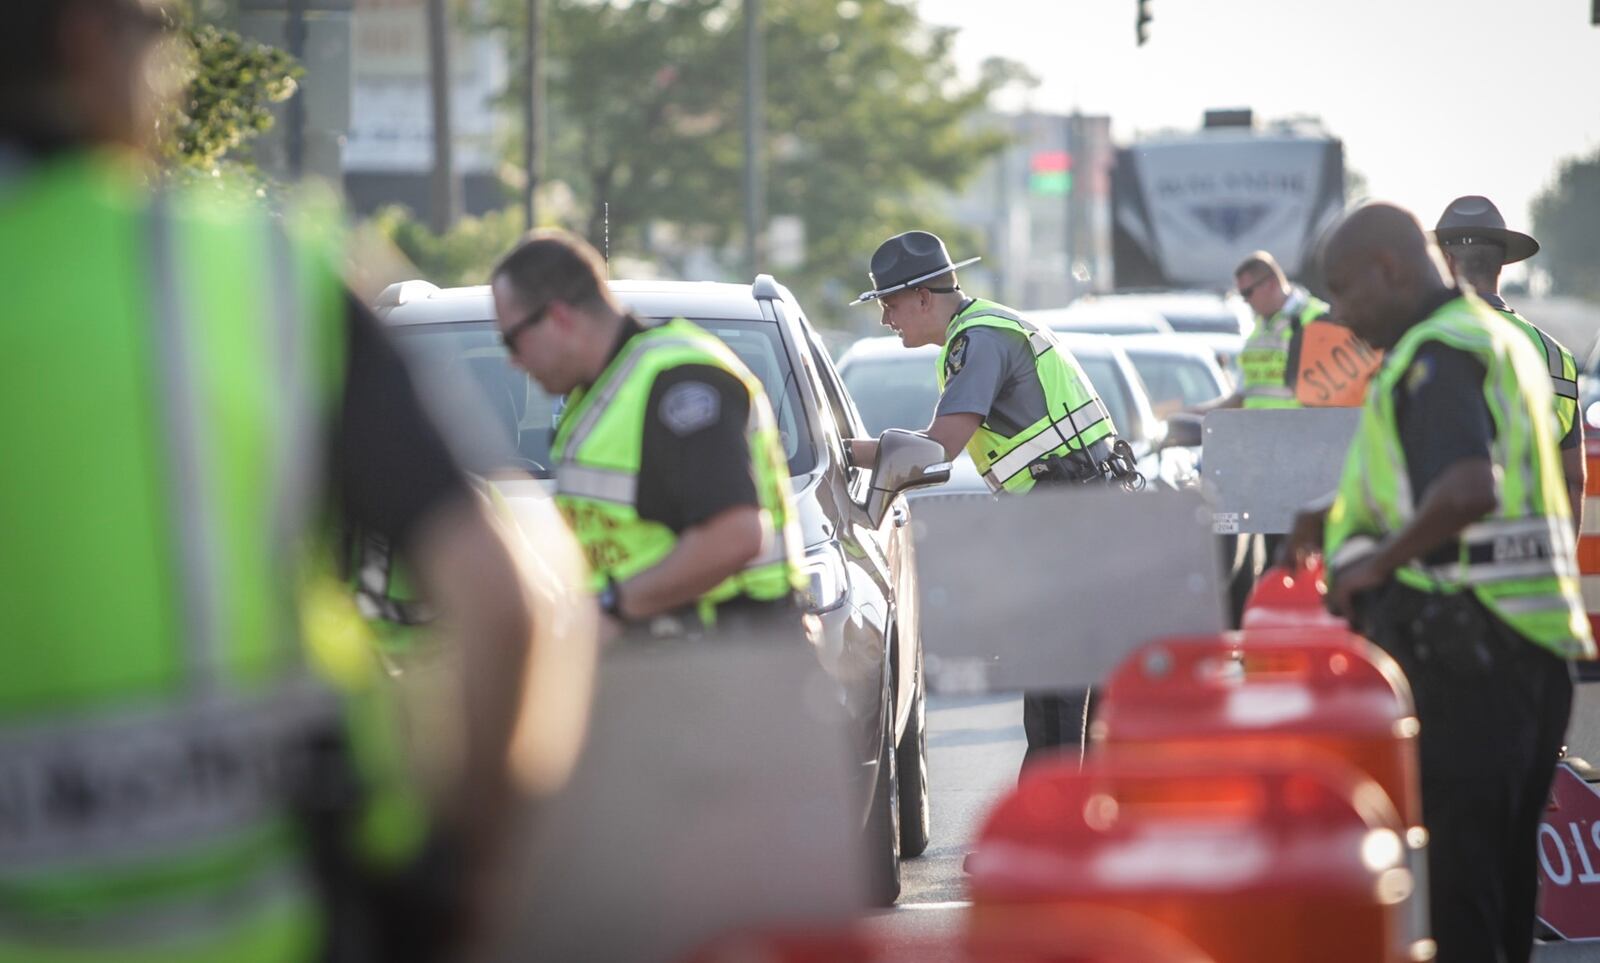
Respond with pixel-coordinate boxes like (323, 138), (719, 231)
(896, 644), (931, 859)
(866, 675), (902, 906)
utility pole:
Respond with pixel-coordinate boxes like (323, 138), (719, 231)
(426, 0), (458, 233)
(742, 0), (765, 276)
(522, 0), (544, 231)
(285, 0), (306, 178)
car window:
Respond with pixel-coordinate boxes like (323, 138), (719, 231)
(839, 355), (941, 436)
(1126, 352), (1227, 411)
(804, 327), (864, 443)
(1074, 356), (1134, 440)
(392, 318), (817, 477)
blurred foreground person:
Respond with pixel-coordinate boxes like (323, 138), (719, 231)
(1289, 203), (1593, 963)
(492, 230), (804, 641)
(1433, 195), (1585, 530)
(0, 2), (591, 959)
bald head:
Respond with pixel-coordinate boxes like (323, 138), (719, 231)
(1321, 202), (1453, 350)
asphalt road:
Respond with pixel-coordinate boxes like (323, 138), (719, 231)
(856, 691), (1600, 961)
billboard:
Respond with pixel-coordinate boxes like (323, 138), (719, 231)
(1113, 131), (1345, 289)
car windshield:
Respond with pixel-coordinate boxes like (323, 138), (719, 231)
(393, 318), (816, 477)
(1125, 351), (1226, 413)
(839, 350), (1132, 442)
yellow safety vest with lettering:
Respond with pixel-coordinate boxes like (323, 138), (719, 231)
(550, 318), (804, 624)
(1240, 293), (1330, 409)
(1324, 294), (1595, 659)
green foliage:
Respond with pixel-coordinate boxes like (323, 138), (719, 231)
(154, 4), (302, 178)
(1532, 147), (1600, 303)
(476, 0), (1016, 320)
(369, 205), (529, 288)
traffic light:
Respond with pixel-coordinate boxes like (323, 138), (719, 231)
(1029, 151), (1073, 196)
(1136, 0), (1152, 45)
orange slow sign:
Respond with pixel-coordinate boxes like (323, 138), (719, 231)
(1295, 321), (1383, 407)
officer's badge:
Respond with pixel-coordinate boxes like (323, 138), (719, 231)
(1405, 357), (1433, 395)
(946, 334), (969, 377)
(661, 381), (721, 435)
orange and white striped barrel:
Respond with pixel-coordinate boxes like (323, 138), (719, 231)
(1580, 436), (1600, 639)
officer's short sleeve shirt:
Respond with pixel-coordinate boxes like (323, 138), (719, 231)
(636, 364), (759, 532)
(935, 326), (1049, 436)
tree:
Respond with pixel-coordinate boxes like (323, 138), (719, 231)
(478, 0), (1015, 315)
(153, 3), (302, 180)
(1532, 147), (1600, 302)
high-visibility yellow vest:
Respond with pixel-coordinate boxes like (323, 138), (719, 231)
(1324, 294), (1595, 659)
(1240, 293), (1330, 409)
(936, 299), (1115, 494)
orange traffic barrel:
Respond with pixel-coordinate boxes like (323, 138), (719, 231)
(1240, 558), (1349, 631)
(1579, 435), (1600, 640)
(685, 906), (1217, 963)
(966, 749), (1417, 963)
(1093, 632), (1420, 828)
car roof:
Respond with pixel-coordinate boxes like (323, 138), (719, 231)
(836, 331), (1124, 368)
(376, 278), (779, 326)
(1114, 334), (1224, 360)
(1029, 303), (1173, 333)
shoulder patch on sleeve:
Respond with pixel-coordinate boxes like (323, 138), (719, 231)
(946, 333), (970, 377)
(660, 380), (722, 435)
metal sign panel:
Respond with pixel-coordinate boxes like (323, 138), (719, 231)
(912, 489), (1224, 692)
(489, 643), (867, 963)
(1536, 763), (1600, 941)
(1203, 408), (1360, 534)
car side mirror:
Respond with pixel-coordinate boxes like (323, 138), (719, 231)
(865, 429), (952, 526)
(1159, 412), (1203, 450)
(1587, 400), (1600, 431)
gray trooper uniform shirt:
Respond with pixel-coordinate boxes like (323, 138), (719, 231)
(934, 325), (1051, 437)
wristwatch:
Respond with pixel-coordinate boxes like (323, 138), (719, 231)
(598, 577), (624, 619)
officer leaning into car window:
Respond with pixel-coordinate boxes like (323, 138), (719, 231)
(492, 229), (806, 642)
(843, 230), (1137, 772)
(1287, 203), (1595, 963)
(1432, 195), (1586, 532)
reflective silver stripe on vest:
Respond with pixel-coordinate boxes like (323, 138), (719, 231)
(1328, 534), (1380, 573)
(559, 334), (703, 456)
(982, 399), (1109, 489)
(1426, 516), (1577, 584)
(556, 463), (639, 505)
(1531, 325), (1582, 401)
(148, 192), (227, 693)
(263, 217), (320, 660)
(1243, 384), (1296, 400)
(0, 677), (340, 872)
(0, 857), (311, 946)
(1492, 595), (1579, 616)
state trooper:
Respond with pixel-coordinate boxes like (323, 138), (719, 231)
(491, 230), (805, 640)
(1433, 195), (1585, 529)
(1288, 202), (1594, 963)
(844, 230), (1137, 771)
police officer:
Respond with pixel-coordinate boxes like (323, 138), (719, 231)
(491, 230), (805, 640)
(1289, 203), (1594, 963)
(1434, 195), (1585, 529)
(844, 230), (1132, 770)
(0, 3), (584, 958)
(1195, 250), (1332, 412)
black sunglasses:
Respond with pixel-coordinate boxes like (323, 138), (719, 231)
(499, 303), (549, 351)
(1237, 275), (1274, 299)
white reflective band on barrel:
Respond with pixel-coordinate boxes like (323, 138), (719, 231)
(1582, 574), (1600, 610)
(556, 463), (639, 505)
(0, 677), (340, 871)
(983, 400), (1108, 489)
(147, 193), (228, 693)
(1580, 510), (1600, 538)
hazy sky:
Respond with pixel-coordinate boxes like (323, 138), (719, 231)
(917, 0), (1600, 234)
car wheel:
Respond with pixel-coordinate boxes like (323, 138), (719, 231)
(866, 675), (901, 906)
(896, 644), (931, 858)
